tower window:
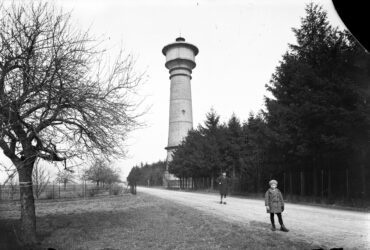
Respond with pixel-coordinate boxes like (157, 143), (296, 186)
(181, 109), (186, 114)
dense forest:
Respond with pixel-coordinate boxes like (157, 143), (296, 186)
(129, 4), (370, 203)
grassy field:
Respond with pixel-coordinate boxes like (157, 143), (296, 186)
(0, 193), (318, 250)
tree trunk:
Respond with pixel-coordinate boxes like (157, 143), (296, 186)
(232, 164), (236, 193)
(17, 160), (37, 245)
(211, 176), (214, 190)
(359, 149), (367, 199)
(256, 169), (260, 193)
(239, 175), (242, 193)
(321, 169), (324, 200)
(361, 163), (366, 199)
(300, 170), (305, 196)
(289, 171), (293, 197)
(313, 166), (318, 197)
(328, 167), (332, 199)
(346, 168), (349, 200)
(283, 172), (286, 194)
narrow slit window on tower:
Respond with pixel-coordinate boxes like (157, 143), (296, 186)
(181, 109), (186, 115)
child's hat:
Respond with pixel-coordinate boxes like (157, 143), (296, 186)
(269, 179), (278, 186)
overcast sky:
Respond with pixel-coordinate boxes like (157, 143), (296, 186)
(0, 0), (347, 182)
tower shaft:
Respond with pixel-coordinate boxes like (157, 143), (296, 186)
(167, 64), (193, 161)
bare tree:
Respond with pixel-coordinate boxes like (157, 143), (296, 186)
(0, 2), (144, 244)
(55, 167), (75, 190)
(32, 159), (50, 199)
(85, 158), (120, 187)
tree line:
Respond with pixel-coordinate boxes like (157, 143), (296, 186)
(128, 161), (166, 187)
(164, 4), (370, 202)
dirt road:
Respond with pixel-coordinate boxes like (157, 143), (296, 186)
(140, 187), (370, 249)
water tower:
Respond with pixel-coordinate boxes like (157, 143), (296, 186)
(162, 37), (199, 187)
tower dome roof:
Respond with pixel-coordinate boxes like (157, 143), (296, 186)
(162, 37), (199, 56)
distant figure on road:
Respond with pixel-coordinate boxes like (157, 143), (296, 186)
(216, 172), (229, 204)
(265, 179), (289, 232)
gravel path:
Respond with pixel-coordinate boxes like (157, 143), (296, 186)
(140, 187), (370, 249)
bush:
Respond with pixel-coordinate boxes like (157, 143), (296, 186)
(88, 187), (99, 197)
(45, 191), (54, 199)
(109, 184), (123, 195)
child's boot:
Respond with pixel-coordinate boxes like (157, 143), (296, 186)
(271, 223), (276, 231)
(280, 224), (289, 232)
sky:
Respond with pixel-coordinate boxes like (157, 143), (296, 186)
(0, 0), (347, 183)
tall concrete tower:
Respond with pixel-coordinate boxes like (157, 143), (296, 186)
(162, 37), (198, 186)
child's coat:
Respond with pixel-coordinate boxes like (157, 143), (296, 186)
(265, 188), (284, 213)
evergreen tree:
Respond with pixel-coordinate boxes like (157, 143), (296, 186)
(241, 113), (271, 193)
(225, 114), (243, 176)
(198, 109), (226, 176)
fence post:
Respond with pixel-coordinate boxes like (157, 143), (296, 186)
(52, 183), (55, 199)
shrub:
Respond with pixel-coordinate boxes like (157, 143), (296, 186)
(109, 184), (123, 195)
(45, 191), (54, 199)
(88, 187), (99, 197)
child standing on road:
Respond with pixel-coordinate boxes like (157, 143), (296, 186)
(216, 172), (229, 205)
(265, 180), (289, 232)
